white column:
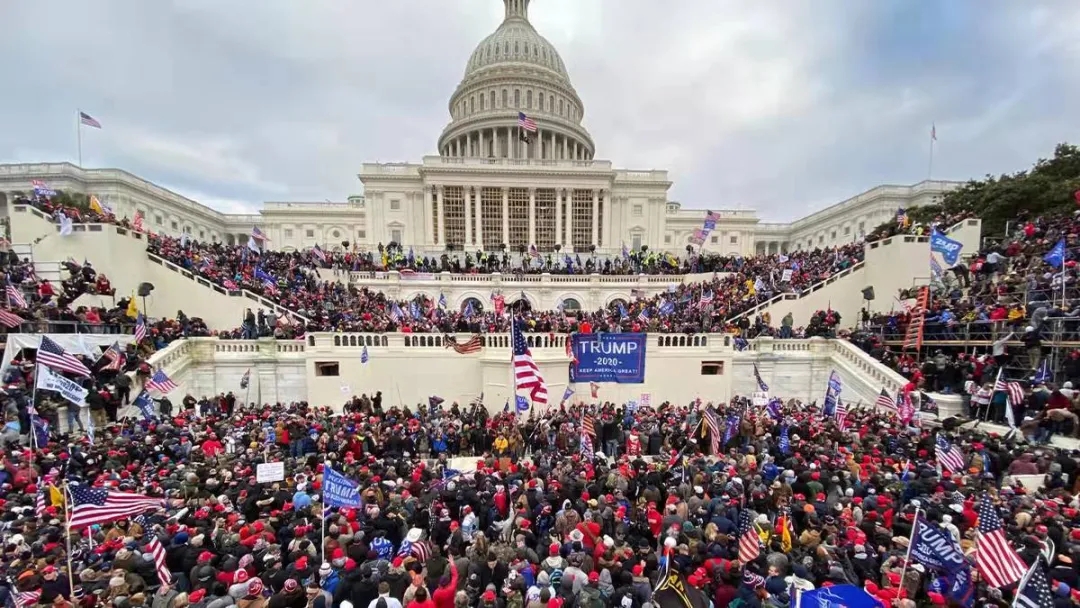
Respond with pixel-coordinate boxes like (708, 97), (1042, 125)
(475, 188), (484, 247)
(591, 189), (599, 247)
(501, 187), (510, 247)
(600, 189), (609, 249)
(554, 188), (563, 247)
(505, 128), (511, 159)
(436, 185), (446, 245)
(528, 188), (536, 247)
(464, 187), (473, 245)
(479, 131), (486, 158)
(562, 135), (568, 160)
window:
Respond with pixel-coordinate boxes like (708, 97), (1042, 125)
(390, 199), (401, 210)
(502, 89), (508, 107)
(331, 230), (340, 238)
(526, 90), (532, 109)
(314, 362), (340, 377)
(701, 361), (725, 375)
(843, 226), (850, 235)
(558, 99), (563, 114)
(560, 298), (581, 311)
(664, 235), (672, 244)
(830, 231), (836, 239)
(858, 221), (865, 232)
(306, 229), (315, 238)
(490, 91), (495, 108)
(538, 92), (544, 111)
(171, 221), (178, 230)
(479, 94), (485, 111)
(514, 89), (520, 107)
(729, 235), (738, 244)
(285, 228), (294, 238)
(391, 229), (402, 243)
(199, 230), (205, 239)
(470, 97), (474, 113)
(632, 204), (643, 216)
(357, 230), (366, 239)
(711, 236), (718, 244)
(631, 234), (642, 250)
(818, 236), (824, 244)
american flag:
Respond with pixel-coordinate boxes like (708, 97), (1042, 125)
(36, 335), (92, 377)
(134, 313), (147, 343)
(1014, 558), (1053, 608)
(698, 290), (713, 308)
(580, 429), (593, 458)
(133, 210), (144, 231)
(874, 388), (896, 411)
(79, 111), (102, 128)
(445, 334), (483, 354)
(511, 321), (547, 406)
(251, 226), (269, 241)
(0, 308), (24, 329)
(145, 370), (178, 394)
(935, 435), (966, 474)
(6, 284), (27, 309)
(11, 589), (42, 608)
(517, 112), (537, 133)
(589, 382), (599, 399)
(35, 485), (47, 518)
(99, 342), (124, 371)
(975, 495), (1027, 588)
(737, 510), (761, 563)
(147, 536), (172, 586)
(898, 392), (915, 423)
(581, 414), (596, 437)
(834, 397), (848, 429)
(703, 407), (720, 454)
(311, 244), (327, 263)
(994, 374), (1025, 408)
(68, 484), (163, 528)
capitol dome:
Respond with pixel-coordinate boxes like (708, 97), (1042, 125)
(437, 0), (595, 162)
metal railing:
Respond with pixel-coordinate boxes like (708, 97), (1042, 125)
(6, 320), (137, 335)
(866, 318), (1080, 345)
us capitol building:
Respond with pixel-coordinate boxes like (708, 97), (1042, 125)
(0, 0), (958, 257)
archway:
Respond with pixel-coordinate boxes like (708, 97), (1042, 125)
(510, 295), (532, 313)
(461, 297), (484, 314)
(608, 298), (628, 311)
(560, 297), (581, 312)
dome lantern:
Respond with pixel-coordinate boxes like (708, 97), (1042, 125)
(504, 0), (529, 21)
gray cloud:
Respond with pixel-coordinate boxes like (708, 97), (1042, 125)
(0, 0), (1077, 221)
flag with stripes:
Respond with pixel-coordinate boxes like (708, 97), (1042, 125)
(580, 429), (593, 458)
(250, 226), (269, 242)
(518, 112), (537, 133)
(132, 210), (144, 231)
(975, 495), (1027, 588)
(68, 484), (164, 527)
(147, 536), (172, 586)
(703, 407), (720, 454)
(11, 589), (41, 608)
(99, 342), (124, 371)
(897, 391), (914, 423)
(737, 510), (761, 563)
(134, 313), (147, 343)
(874, 387), (896, 411)
(1014, 558), (1054, 608)
(581, 414), (596, 437)
(834, 397), (848, 429)
(935, 435), (966, 474)
(36, 335), (92, 377)
(445, 334), (482, 354)
(145, 370), (178, 394)
(35, 485), (47, 518)
(0, 308), (24, 329)
(992, 369), (1022, 428)
(6, 284), (26, 309)
(698, 290), (713, 308)
(79, 111), (102, 128)
(512, 321), (548, 406)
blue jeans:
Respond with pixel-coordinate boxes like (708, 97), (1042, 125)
(290, 440), (303, 457)
(66, 408), (85, 432)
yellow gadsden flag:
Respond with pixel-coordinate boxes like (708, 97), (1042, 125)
(89, 195), (105, 215)
(49, 485), (64, 507)
(126, 292), (139, 318)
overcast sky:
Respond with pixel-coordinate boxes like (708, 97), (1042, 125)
(0, 0), (1077, 220)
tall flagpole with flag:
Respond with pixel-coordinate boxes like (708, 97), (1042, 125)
(76, 110), (102, 167)
(928, 122), (937, 180)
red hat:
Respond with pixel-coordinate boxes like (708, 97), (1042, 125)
(295, 556), (308, 571)
(283, 579), (299, 593)
(632, 563), (644, 577)
(247, 579), (264, 597)
(234, 569), (249, 583)
(189, 589), (207, 603)
(588, 571), (600, 583)
(550, 542), (560, 554)
(481, 590), (496, 602)
(198, 551), (214, 562)
(332, 548), (345, 560)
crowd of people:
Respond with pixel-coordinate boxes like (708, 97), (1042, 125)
(0, 378), (1076, 608)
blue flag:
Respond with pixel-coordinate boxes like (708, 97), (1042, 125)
(909, 514), (968, 574)
(1044, 238), (1067, 268)
(779, 425), (791, 454)
(323, 465), (362, 509)
(797, 585), (879, 608)
(133, 391), (155, 420)
(753, 363), (769, 392)
(515, 395), (530, 413)
(929, 229), (963, 266)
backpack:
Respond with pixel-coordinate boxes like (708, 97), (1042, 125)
(578, 586), (604, 608)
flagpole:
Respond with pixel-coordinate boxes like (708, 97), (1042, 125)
(76, 110), (83, 168)
(63, 482), (77, 597)
(927, 124), (935, 180)
(897, 505), (920, 601)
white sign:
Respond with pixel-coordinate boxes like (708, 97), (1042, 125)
(256, 462), (285, 483)
(781, 269), (793, 283)
(639, 393), (651, 408)
(35, 366), (88, 407)
(752, 391), (769, 406)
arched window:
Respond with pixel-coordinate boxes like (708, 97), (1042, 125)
(470, 96), (475, 113)
(538, 92), (544, 112)
(558, 99), (563, 115)
(511, 296), (532, 313)
(560, 298), (581, 312)
(526, 90), (532, 109)
(461, 297), (484, 314)
(514, 89), (520, 107)
(490, 90), (495, 108)
(502, 89), (508, 107)
(608, 298), (628, 312)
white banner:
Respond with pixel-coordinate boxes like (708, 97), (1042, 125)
(781, 269), (793, 283)
(35, 365), (89, 407)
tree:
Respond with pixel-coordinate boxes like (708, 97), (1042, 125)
(908, 143), (1080, 237)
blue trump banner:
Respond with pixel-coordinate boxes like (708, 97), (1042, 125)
(797, 585), (879, 608)
(930, 229), (963, 266)
(569, 333), (646, 384)
(910, 514), (968, 574)
(323, 465), (362, 509)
